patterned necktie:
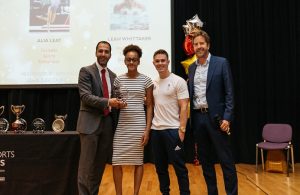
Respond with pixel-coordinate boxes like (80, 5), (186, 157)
(101, 69), (110, 116)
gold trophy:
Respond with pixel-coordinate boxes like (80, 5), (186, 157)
(0, 106), (9, 133)
(11, 105), (27, 133)
(52, 114), (67, 133)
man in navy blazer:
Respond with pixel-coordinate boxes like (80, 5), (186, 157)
(188, 31), (238, 195)
(77, 41), (124, 195)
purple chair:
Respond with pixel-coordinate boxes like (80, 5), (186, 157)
(256, 124), (294, 176)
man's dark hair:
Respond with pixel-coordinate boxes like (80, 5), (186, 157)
(123, 44), (142, 58)
(153, 49), (169, 59)
(96, 41), (111, 52)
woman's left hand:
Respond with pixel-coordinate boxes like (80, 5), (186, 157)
(141, 130), (150, 146)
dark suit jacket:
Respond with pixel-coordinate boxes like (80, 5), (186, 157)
(76, 63), (117, 134)
(188, 55), (234, 122)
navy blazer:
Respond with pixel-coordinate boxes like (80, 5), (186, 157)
(188, 55), (234, 122)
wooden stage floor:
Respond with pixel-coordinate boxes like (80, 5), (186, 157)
(99, 163), (300, 195)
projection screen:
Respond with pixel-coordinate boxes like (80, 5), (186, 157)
(0, 0), (172, 87)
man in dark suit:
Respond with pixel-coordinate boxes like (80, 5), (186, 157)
(77, 41), (124, 195)
(188, 31), (238, 195)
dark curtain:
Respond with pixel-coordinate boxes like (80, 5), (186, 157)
(1, 0), (299, 163)
(0, 88), (79, 132)
(173, 0), (300, 163)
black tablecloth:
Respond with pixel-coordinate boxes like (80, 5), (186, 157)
(0, 131), (80, 195)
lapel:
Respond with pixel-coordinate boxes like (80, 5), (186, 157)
(207, 55), (217, 89)
(91, 63), (103, 94)
(189, 63), (197, 92)
(107, 68), (115, 96)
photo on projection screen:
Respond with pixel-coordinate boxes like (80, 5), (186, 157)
(0, 0), (172, 86)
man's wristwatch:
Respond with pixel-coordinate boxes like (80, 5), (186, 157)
(179, 126), (186, 133)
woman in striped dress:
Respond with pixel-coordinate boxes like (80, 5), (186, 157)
(112, 44), (153, 195)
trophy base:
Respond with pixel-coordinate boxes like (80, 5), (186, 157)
(32, 130), (45, 133)
(32, 118), (46, 134)
(0, 118), (9, 133)
(13, 129), (26, 133)
(11, 118), (27, 133)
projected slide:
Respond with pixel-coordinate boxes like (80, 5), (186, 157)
(0, 0), (171, 85)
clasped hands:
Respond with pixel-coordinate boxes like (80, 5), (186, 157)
(109, 98), (127, 109)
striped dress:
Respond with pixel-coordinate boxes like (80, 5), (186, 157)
(112, 73), (153, 165)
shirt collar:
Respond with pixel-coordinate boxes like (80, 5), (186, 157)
(196, 53), (211, 66)
(96, 61), (107, 72)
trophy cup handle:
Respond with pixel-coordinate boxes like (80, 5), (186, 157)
(20, 105), (25, 115)
(54, 114), (67, 120)
(11, 105), (18, 119)
(63, 114), (67, 120)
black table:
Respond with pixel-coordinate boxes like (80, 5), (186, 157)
(0, 131), (80, 195)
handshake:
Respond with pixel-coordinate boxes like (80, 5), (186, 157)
(109, 98), (127, 109)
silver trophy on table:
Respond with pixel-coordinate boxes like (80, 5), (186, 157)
(11, 105), (27, 133)
(32, 118), (46, 133)
(52, 114), (67, 133)
(0, 106), (9, 133)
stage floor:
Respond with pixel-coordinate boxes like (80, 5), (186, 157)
(99, 163), (300, 195)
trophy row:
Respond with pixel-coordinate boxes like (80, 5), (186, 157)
(0, 105), (67, 134)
